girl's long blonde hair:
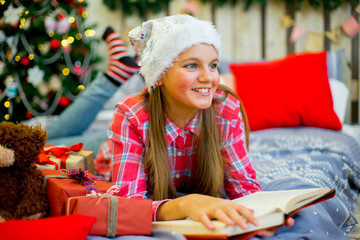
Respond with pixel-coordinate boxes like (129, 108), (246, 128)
(143, 84), (249, 201)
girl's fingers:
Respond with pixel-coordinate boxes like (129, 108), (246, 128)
(232, 203), (258, 227)
(199, 212), (215, 230)
(285, 217), (295, 226)
(222, 205), (248, 229)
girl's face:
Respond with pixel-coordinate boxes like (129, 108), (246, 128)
(158, 43), (220, 124)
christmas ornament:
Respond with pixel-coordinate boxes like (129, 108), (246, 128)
(50, 39), (61, 50)
(6, 80), (17, 98)
(4, 5), (24, 25)
(58, 95), (71, 107)
(27, 65), (45, 87)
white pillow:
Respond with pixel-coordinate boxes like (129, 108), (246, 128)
(329, 78), (349, 123)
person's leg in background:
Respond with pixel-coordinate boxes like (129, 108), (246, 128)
(46, 27), (140, 155)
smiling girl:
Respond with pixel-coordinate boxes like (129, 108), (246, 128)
(108, 14), (290, 234)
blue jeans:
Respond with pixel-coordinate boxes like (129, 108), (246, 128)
(46, 73), (118, 156)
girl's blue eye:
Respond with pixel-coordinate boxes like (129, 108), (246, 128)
(210, 63), (218, 70)
(186, 64), (196, 69)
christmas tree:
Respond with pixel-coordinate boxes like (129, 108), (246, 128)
(0, 0), (101, 123)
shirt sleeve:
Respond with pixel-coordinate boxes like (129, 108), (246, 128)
(109, 105), (168, 221)
(221, 98), (261, 199)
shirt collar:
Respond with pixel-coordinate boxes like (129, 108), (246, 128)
(164, 112), (200, 144)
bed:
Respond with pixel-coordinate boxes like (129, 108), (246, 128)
(83, 49), (360, 240)
(22, 49), (360, 240)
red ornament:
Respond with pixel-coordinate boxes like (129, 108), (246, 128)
(57, 13), (65, 20)
(50, 39), (61, 50)
(20, 57), (30, 66)
(25, 111), (33, 119)
(77, 6), (84, 15)
(58, 96), (71, 107)
(73, 66), (83, 75)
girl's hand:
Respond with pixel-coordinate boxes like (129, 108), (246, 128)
(157, 194), (258, 231)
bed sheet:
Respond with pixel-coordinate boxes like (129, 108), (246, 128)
(248, 127), (360, 239)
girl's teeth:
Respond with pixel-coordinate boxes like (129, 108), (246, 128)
(194, 88), (208, 93)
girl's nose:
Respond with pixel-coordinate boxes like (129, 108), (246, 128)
(198, 68), (214, 82)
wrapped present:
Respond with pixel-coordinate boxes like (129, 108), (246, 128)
(41, 169), (112, 216)
(36, 143), (95, 174)
(66, 193), (152, 237)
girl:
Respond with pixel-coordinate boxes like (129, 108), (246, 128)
(109, 14), (293, 234)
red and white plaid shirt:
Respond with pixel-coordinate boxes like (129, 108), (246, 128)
(96, 89), (261, 220)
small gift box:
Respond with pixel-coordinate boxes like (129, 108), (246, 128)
(66, 193), (152, 237)
(41, 169), (112, 216)
(36, 143), (95, 174)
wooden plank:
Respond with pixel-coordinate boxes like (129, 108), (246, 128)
(194, 0), (212, 21)
(330, 4), (352, 123)
(265, 0), (287, 60)
(351, 6), (359, 123)
(294, 1), (324, 53)
(233, 2), (262, 60)
(168, 0), (187, 15)
(214, 3), (234, 61)
(87, 0), (123, 70)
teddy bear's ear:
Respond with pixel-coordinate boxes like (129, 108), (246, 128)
(31, 125), (47, 149)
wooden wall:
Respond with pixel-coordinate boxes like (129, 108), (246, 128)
(91, 0), (360, 124)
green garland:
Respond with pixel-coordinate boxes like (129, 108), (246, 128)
(103, 0), (359, 18)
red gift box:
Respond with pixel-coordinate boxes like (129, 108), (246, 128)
(66, 196), (152, 237)
(37, 143), (95, 173)
(41, 169), (113, 216)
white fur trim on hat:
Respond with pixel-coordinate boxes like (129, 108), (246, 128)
(128, 14), (222, 90)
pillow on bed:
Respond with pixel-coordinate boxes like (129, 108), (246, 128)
(229, 51), (342, 131)
(0, 214), (96, 240)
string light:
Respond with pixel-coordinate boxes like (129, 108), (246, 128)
(29, 54), (34, 60)
(69, 16), (75, 23)
(77, 85), (85, 91)
(62, 68), (70, 76)
(4, 114), (10, 120)
(85, 29), (95, 37)
(76, 33), (82, 40)
(15, 56), (20, 61)
(1, 1), (5, 5)
(4, 101), (10, 108)
(81, 11), (88, 18)
(67, 36), (74, 44)
(49, 31), (54, 37)
(61, 39), (69, 46)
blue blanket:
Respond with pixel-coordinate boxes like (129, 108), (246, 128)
(88, 127), (360, 240)
(248, 127), (360, 240)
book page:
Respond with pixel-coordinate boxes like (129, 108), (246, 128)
(232, 188), (329, 214)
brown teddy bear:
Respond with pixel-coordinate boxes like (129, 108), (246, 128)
(0, 121), (49, 221)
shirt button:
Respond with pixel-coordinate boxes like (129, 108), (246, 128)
(175, 174), (180, 178)
(179, 131), (185, 137)
(177, 151), (182, 156)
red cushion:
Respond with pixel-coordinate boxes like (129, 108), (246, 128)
(229, 51), (342, 131)
(0, 214), (96, 240)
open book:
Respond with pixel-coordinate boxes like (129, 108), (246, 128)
(152, 187), (335, 239)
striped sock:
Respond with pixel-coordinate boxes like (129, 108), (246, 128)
(102, 27), (140, 86)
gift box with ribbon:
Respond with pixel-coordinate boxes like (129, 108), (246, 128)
(36, 143), (95, 174)
(66, 187), (152, 237)
(41, 169), (112, 216)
